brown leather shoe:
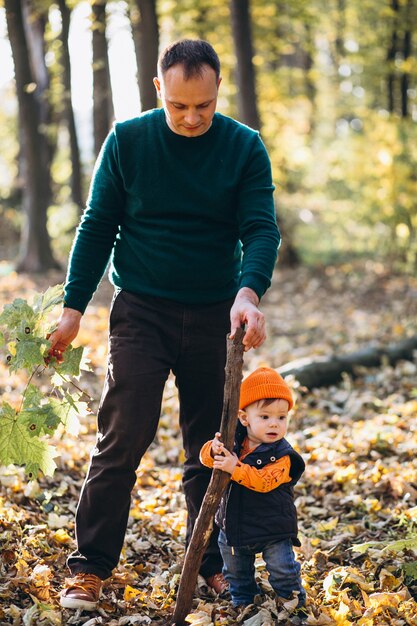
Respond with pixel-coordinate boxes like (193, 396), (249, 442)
(205, 572), (229, 594)
(60, 573), (102, 611)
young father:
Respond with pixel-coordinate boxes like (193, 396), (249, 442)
(49, 39), (280, 611)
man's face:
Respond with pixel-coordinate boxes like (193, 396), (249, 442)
(153, 64), (221, 137)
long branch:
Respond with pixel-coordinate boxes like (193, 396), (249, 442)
(171, 327), (245, 625)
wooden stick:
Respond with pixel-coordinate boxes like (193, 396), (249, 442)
(171, 327), (245, 625)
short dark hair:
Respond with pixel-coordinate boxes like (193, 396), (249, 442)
(247, 398), (289, 410)
(258, 398), (281, 408)
(158, 39), (220, 81)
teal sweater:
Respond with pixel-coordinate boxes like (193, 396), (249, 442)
(64, 109), (280, 313)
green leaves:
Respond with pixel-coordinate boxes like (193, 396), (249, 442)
(20, 384), (62, 436)
(53, 345), (84, 378)
(32, 284), (65, 316)
(0, 298), (38, 332)
(0, 285), (91, 479)
(0, 287), (61, 373)
(9, 336), (50, 374)
(0, 401), (58, 477)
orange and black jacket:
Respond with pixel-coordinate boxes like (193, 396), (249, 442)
(200, 424), (305, 547)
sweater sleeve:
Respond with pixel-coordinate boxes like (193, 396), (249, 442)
(64, 129), (125, 313)
(200, 440), (214, 468)
(231, 455), (291, 493)
(237, 134), (280, 300)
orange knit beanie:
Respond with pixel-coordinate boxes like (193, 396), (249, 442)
(239, 366), (294, 410)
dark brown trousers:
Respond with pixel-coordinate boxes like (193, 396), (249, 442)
(68, 290), (232, 579)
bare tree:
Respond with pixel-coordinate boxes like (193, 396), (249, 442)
(92, 0), (114, 156)
(4, 0), (59, 272)
(130, 0), (159, 112)
(230, 0), (261, 130)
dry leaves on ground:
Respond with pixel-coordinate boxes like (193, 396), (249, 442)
(1, 262), (417, 625)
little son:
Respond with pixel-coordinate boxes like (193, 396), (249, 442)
(200, 366), (306, 612)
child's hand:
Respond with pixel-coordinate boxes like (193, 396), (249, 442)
(211, 432), (224, 456)
(213, 448), (239, 475)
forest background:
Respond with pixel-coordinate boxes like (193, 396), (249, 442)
(1, 1), (417, 625)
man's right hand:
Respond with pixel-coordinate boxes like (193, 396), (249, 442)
(47, 307), (83, 363)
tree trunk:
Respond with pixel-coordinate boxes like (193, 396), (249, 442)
(230, 0), (261, 131)
(130, 0), (159, 112)
(194, 5), (209, 40)
(387, 0), (399, 114)
(401, 0), (413, 118)
(23, 0), (55, 176)
(172, 328), (245, 626)
(303, 21), (316, 134)
(335, 0), (346, 62)
(57, 0), (84, 210)
(5, 0), (59, 272)
(275, 213), (300, 267)
(278, 336), (417, 389)
(92, 0), (114, 157)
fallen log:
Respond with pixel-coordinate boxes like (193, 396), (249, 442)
(278, 335), (417, 389)
(171, 327), (245, 626)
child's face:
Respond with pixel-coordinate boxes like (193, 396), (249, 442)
(239, 399), (289, 446)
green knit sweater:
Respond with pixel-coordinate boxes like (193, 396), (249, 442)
(64, 109), (280, 313)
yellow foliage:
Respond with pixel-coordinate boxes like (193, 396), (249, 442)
(334, 464), (357, 484)
(316, 517), (339, 533)
(123, 585), (144, 602)
(53, 528), (71, 545)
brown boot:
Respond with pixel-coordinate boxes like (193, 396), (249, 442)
(205, 572), (229, 594)
(60, 573), (102, 611)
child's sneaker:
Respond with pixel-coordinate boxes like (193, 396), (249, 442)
(205, 572), (229, 594)
(290, 605), (308, 625)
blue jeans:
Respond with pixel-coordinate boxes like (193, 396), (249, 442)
(218, 530), (306, 607)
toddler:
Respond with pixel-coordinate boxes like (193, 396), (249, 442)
(200, 366), (306, 613)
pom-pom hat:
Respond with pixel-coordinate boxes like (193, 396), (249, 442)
(239, 366), (294, 411)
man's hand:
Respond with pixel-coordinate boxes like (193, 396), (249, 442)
(47, 307), (82, 363)
(230, 287), (265, 351)
(213, 446), (239, 475)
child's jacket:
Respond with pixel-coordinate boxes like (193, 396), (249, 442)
(200, 424), (305, 547)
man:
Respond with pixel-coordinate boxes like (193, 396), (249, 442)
(52, 39), (280, 611)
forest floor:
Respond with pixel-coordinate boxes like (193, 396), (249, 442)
(1, 261), (417, 625)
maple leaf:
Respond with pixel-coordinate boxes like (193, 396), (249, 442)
(8, 337), (49, 373)
(22, 383), (43, 407)
(52, 345), (84, 377)
(0, 402), (57, 477)
(32, 284), (64, 315)
(33, 284), (64, 336)
(49, 394), (84, 436)
(19, 386), (84, 437)
(0, 298), (40, 337)
(19, 404), (61, 438)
